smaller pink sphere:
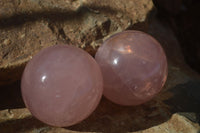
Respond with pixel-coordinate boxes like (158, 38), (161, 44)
(21, 45), (103, 127)
(95, 30), (168, 106)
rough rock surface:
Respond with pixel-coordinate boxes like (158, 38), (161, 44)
(0, 0), (153, 85)
(0, 16), (200, 132)
(136, 114), (200, 133)
(0, 109), (199, 133)
(0, 21), (57, 85)
(0, 0), (200, 132)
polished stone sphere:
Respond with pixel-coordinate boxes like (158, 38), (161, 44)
(21, 45), (103, 127)
(95, 30), (168, 106)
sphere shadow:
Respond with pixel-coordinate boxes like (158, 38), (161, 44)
(0, 95), (171, 133)
(0, 116), (47, 133)
(164, 80), (200, 124)
(0, 81), (25, 110)
(1, 80), (200, 133)
(67, 96), (171, 133)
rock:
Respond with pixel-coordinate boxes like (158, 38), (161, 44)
(0, 21), (57, 85)
(0, 16), (199, 132)
(95, 30), (168, 106)
(62, 11), (111, 54)
(0, 0), (153, 85)
(0, 1), (16, 18)
(0, 110), (199, 133)
(0, 0), (200, 132)
(136, 114), (200, 133)
(21, 45), (103, 127)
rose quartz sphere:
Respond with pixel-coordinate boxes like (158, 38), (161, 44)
(21, 45), (103, 127)
(95, 30), (168, 106)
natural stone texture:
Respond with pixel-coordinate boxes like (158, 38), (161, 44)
(0, 16), (199, 132)
(0, 0), (153, 85)
(0, 0), (200, 132)
(0, 109), (199, 133)
(0, 0), (153, 20)
(0, 0), (16, 18)
(0, 21), (57, 85)
(135, 114), (200, 133)
(21, 45), (103, 127)
(95, 30), (168, 105)
(62, 10), (111, 52)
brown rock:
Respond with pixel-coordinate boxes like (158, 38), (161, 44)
(0, 0), (16, 18)
(62, 10), (111, 55)
(0, 0), (153, 85)
(135, 114), (200, 133)
(0, 109), (199, 133)
(0, 0), (200, 132)
(0, 16), (200, 133)
(0, 21), (57, 85)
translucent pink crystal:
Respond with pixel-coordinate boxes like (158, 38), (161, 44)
(95, 30), (168, 106)
(21, 45), (103, 127)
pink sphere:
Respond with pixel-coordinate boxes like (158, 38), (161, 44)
(21, 45), (103, 127)
(95, 30), (168, 106)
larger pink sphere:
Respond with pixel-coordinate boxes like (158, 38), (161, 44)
(21, 45), (103, 127)
(95, 30), (168, 106)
